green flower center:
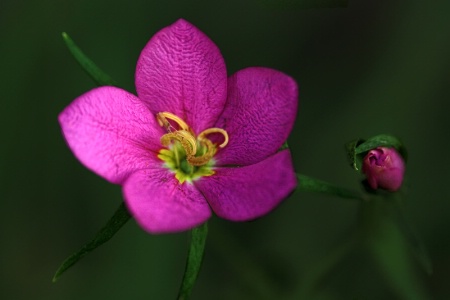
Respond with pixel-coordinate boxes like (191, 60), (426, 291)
(156, 112), (228, 184)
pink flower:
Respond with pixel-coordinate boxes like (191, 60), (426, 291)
(59, 19), (298, 233)
(362, 147), (405, 192)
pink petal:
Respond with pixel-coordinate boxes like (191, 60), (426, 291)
(195, 150), (296, 221)
(59, 86), (163, 184)
(214, 67), (298, 166)
(123, 168), (211, 234)
(135, 19), (227, 134)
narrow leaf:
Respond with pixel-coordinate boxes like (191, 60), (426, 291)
(52, 202), (131, 282)
(279, 141), (289, 151)
(297, 174), (366, 201)
(62, 32), (118, 86)
(177, 222), (208, 300)
(345, 138), (363, 170)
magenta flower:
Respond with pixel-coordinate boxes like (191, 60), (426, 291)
(59, 19), (298, 233)
(362, 147), (405, 192)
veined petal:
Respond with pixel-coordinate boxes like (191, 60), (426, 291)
(214, 67), (298, 166)
(195, 150), (296, 221)
(135, 19), (227, 134)
(59, 86), (163, 184)
(123, 168), (211, 234)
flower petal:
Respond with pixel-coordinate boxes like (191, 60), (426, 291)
(59, 86), (163, 184)
(135, 19), (227, 134)
(214, 67), (298, 166)
(195, 150), (296, 221)
(123, 168), (211, 234)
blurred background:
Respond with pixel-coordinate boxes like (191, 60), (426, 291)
(1, 0), (449, 299)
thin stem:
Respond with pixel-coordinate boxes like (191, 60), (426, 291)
(296, 174), (367, 201)
(177, 222), (208, 300)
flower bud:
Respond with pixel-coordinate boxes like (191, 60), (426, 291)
(362, 147), (405, 192)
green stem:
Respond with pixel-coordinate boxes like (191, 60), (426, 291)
(296, 174), (367, 201)
(177, 222), (208, 300)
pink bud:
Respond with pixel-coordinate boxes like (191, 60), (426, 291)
(362, 147), (405, 192)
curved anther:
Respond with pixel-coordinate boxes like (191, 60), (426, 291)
(157, 112), (229, 167)
(157, 112), (190, 132)
(198, 128), (229, 148)
(187, 139), (215, 166)
(160, 131), (197, 156)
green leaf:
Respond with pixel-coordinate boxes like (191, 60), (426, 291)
(52, 202), (131, 282)
(279, 141), (289, 151)
(355, 134), (407, 161)
(297, 174), (366, 201)
(177, 222), (208, 300)
(62, 32), (118, 86)
(345, 138), (363, 171)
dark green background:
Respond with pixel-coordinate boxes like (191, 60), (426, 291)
(1, 0), (449, 299)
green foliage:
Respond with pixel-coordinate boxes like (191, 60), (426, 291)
(54, 33), (127, 282)
(57, 34), (209, 299)
(52, 202), (131, 282)
(345, 138), (362, 170)
(62, 32), (118, 86)
(297, 178), (432, 299)
(177, 222), (208, 300)
(297, 174), (366, 201)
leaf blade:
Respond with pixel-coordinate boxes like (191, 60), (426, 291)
(62, 32), (118, 86)
(345, 138), (362, 170)
(52, 202), (131, 282)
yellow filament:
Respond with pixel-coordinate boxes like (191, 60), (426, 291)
(160, 131), (197, 156)
(157, 112), (229, 167)
(198, 128), (229, 148)
(157, 112), (190, 131)
(187, 139), (215, 166)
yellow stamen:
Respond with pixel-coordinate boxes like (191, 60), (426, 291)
(160, 131), (197, 156)
(198, 128), (229, 148)
(157, 112), (190, 132)
(157, 112), (229, 168)
(187, 139), (215, 166)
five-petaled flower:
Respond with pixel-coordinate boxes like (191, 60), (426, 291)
(59, 19), (298, 233)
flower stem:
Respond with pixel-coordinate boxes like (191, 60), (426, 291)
(296, 174), (367, 201)
(177, 222), (208, 300)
